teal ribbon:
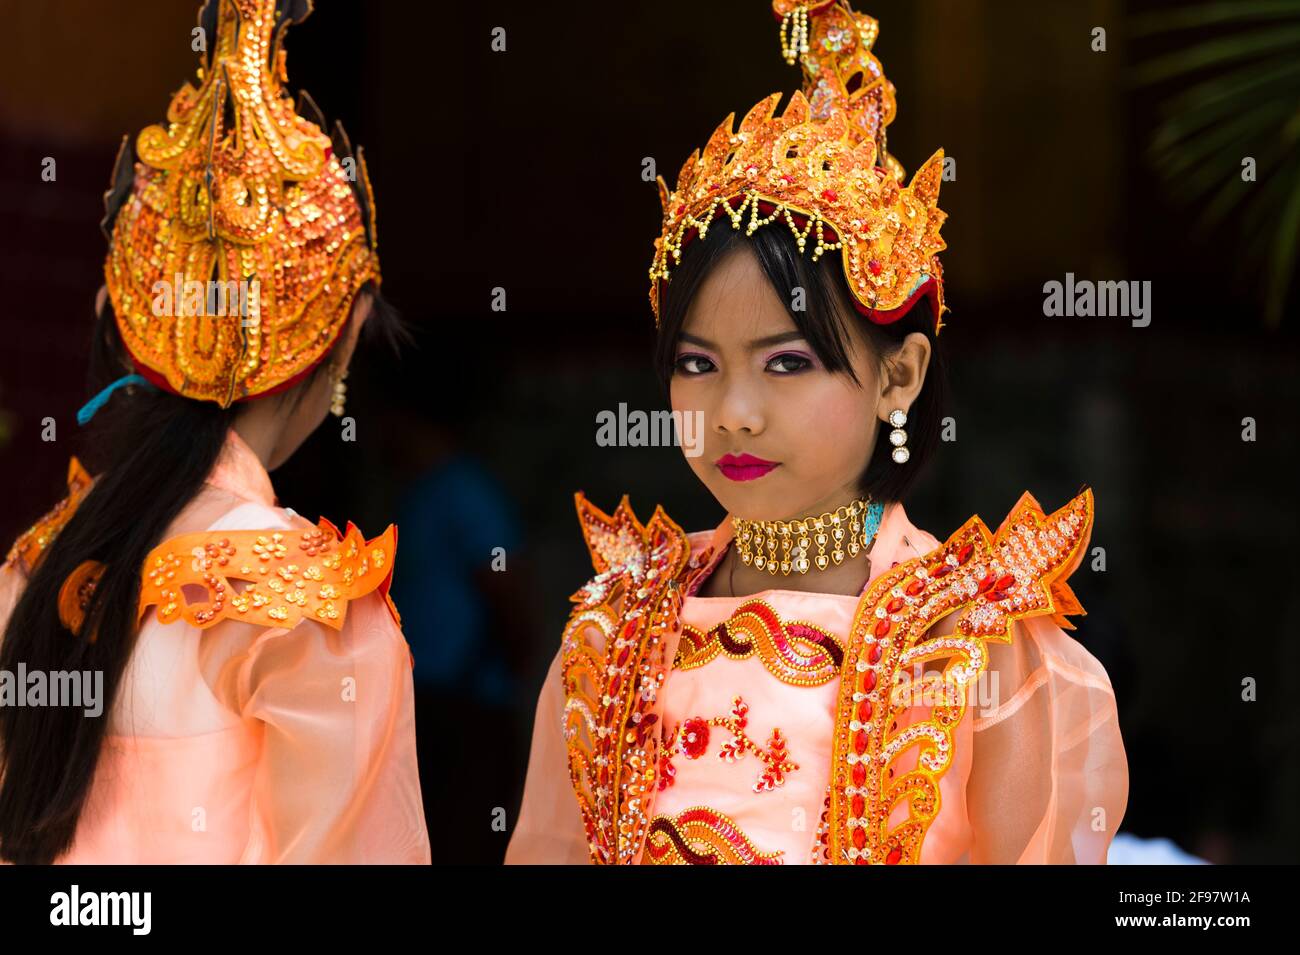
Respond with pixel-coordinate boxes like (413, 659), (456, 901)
(862, 498), (885, 545)
(76, 374), (156, 426)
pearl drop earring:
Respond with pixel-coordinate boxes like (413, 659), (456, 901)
(888, 408), (909, 464)
(329, 365), (349, 417)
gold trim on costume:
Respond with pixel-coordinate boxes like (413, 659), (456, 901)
(137, 518), (399, 632)
(675, 597), (844, 686)
(642, 806), (784, 865)
(822, 487), (1095, 864)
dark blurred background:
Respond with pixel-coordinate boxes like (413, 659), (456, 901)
(0, 0), (1296, 863)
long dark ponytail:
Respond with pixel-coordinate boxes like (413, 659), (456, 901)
(0, 281), (403, 863)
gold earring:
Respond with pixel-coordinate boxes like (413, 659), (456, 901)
(329, 365), (349, 417)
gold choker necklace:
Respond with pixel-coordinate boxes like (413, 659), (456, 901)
(732, 496), (882, 575)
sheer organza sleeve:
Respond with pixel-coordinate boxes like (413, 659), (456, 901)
(504, 645), (591, 864)
(228, 589), (431, 863)
(966, 613), (1128, 864)
(0, 560), (25, 637)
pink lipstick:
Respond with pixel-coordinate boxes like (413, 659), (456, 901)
(716, 453), (779, 482)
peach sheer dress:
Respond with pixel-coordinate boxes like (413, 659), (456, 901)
(506, 498), (1128, 864)
(0, 429), (431, 863)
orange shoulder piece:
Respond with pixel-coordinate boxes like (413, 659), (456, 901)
(137, 517), (399, 632)
(822, 486), (1095, 865)
(570, 491), (693, 606)
(564, 492), (696, 864)
(6, 457), (95, 574)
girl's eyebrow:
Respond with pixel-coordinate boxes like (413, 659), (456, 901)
(679, 330), (807, 351)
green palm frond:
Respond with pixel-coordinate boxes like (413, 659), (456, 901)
(1132, 0), (1300, 327)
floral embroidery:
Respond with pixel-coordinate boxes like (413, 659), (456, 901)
(642, 806), (784, 865)
(679, 717), (710, 758)
(662, 695), (799, 794)
(675, 598), (844, 686)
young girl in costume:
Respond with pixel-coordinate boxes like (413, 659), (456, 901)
(506, 0), (1128, 865)
(0, 0), (430, 864)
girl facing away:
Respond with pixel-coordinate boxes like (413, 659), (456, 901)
(505, 0), (1127, 865)
(0, 0), (430, 864)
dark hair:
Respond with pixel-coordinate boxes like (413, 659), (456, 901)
(0, 282), (406, 864)
(653, 226), (948, 505)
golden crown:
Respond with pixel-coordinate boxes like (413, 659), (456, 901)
(102, 0), (380, 406)
(649, 0), (948, 333)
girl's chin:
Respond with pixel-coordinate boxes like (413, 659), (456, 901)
(707, 487), (790, 521)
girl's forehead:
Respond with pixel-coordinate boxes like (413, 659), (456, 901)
(683, 250), (798, 341)
(683, 297), (800, 345)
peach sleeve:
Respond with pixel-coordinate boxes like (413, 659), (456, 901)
(504, 645), (591, 864)
(0, 560), (24, 634)
(966, 614), (1129, 864)
(232, 590), (431, 864)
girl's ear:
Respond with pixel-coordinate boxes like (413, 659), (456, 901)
(877, 331), (931, 414)
(95, 284), (108, 317)
(334, 290), (374, 369)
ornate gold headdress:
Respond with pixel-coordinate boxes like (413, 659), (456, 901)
(649, 1), (948, 333)
(101, 0), (380, 407)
